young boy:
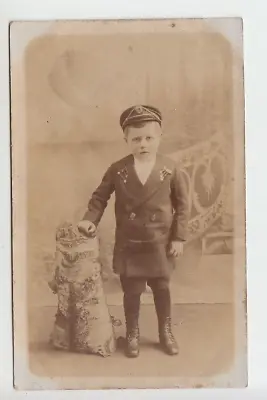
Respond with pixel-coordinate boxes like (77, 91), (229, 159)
(78, 105), (189, 358)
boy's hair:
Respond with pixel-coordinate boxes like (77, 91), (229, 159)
(123, 121), (162, 136)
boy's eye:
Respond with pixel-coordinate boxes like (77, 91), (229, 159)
(146, 136), (153, 141)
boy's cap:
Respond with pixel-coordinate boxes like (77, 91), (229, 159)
(120, 105), (162, 130)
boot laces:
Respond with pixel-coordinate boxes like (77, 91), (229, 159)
(127, 327), (139, 342)
(165, 318), (175, 342)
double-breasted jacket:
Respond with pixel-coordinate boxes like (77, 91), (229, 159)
(83, 154), (189, 278)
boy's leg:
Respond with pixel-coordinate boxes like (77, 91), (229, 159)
(120, 276), (146, 358)
(148, 278), (179, 356)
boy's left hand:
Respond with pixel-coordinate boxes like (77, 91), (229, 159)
(169, 241), (184, 257)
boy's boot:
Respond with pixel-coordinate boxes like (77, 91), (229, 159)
(123, 293), (140, 358)
(153, 288), (179, 355)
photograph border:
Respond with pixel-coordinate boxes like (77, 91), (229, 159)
(10, 17), (246, 390)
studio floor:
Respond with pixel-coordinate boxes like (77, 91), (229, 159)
(18, 253), (247, 389)
(28, 303), (234, 381)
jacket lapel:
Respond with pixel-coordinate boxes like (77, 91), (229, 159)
(142, 155), (163, 193)
(125, 155), (144, 192)
(119, 154), (172, 210)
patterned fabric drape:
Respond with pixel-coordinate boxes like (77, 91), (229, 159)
(48, 222), (120, 357)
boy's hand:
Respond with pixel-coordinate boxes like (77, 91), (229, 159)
(48, 280), (58, 294)
(77, 220), (96, 237)
(169, 241), (184, 257)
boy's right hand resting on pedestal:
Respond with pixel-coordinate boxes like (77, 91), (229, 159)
(77, 220), (96, 237)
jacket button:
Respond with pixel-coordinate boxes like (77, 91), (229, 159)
(129, 212), (136, 220)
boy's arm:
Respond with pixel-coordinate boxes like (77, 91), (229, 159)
(83, 165), (115, 227)
(170, 166), (189, 242)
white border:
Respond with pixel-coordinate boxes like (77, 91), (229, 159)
(1, 0), (267, 398)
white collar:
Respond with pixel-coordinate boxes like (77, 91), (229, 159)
(133, 156), (156, 184)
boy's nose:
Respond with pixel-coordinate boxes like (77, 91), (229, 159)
(140, 138), (147, 147)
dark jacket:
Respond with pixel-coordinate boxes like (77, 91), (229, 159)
(83, 154), (189, 278)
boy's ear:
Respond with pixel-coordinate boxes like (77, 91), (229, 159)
(124, 136), (128, 143)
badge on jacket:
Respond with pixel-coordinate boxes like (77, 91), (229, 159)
(117, 167), (128, 184)
(159, 166), (172, 181)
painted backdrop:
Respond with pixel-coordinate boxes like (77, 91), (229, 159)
(24, 20), (237, 291)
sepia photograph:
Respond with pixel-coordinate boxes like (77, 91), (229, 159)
(10, 17), (247, 390)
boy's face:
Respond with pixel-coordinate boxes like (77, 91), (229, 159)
(124, 121), (162, 161)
